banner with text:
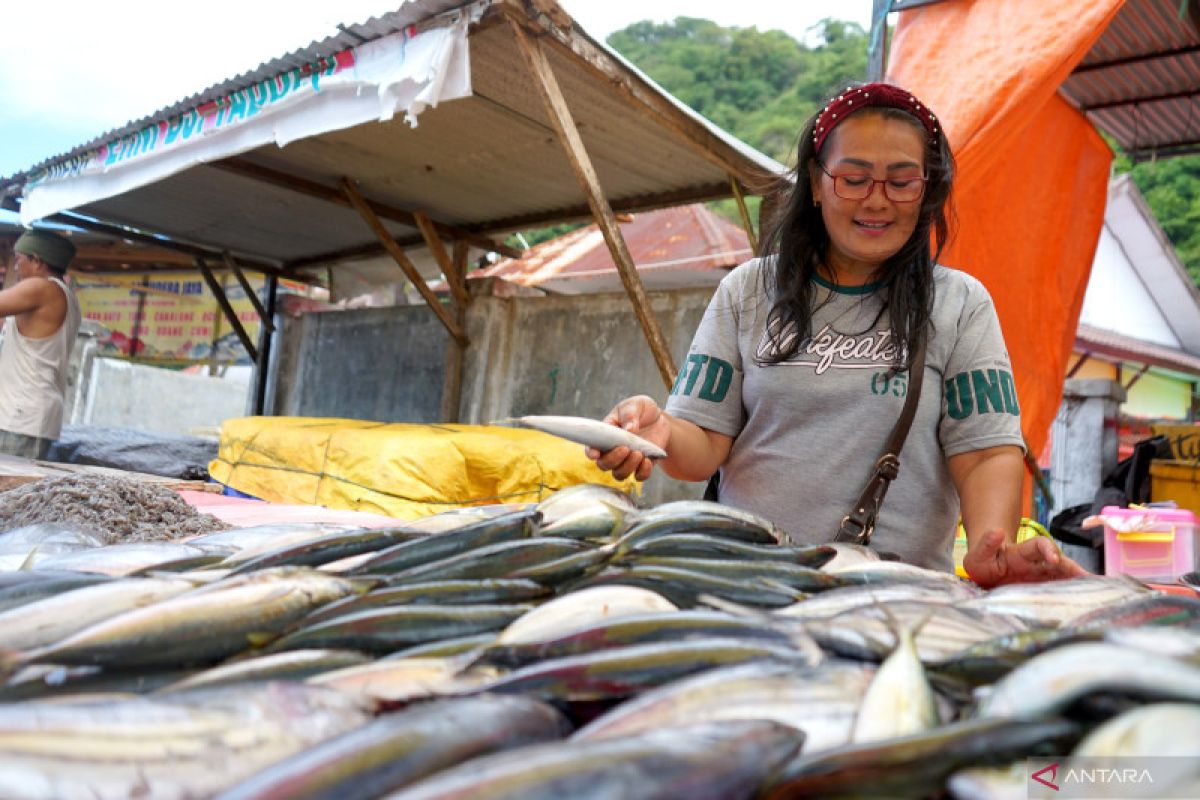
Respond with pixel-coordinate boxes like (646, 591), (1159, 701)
(75, 271), (304, 364)
(20, 11), (475, 224)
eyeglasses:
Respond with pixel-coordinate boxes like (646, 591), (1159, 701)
(818, 163), (927, 203)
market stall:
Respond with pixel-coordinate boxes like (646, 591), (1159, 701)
(1, 0), (783, 419)
(1, 1), (1199, 796)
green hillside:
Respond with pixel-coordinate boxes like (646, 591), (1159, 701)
(511, 16), (1200, 281)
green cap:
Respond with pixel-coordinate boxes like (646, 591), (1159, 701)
(14, 229), (76, 273)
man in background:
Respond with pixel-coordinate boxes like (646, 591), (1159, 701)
(0, 229), (81, 458)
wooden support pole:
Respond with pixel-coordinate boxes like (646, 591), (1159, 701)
(253, 274), (279, 416)
(729, 176), (758, 256)
(131, 276), (148, 362)
(1065, 352), (1092, 380)
(450, 240), (470, 305)
(510, 19), (676, 389)
(195, 256), (258, 362)
(223, 251), (273, 332)
(340, 178), (467, 346)
(283, 181), (734, 273)
(441, 241), (470, 423)
(496, 3), (760, 186)
(414, 210), (470, 311)
(214, 157), (522, 259)
(867, 0), (891, 81)
(1123, 363), (1151, 391)
(1022, 441), (1055, 511)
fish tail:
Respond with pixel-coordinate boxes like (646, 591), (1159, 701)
(607, 505), (631, 539)
(779, 617), (824, 666)
(869, 597), (921, 651)
(0, 647), (28, 682)
(17, 545), (40, 571)
(697, 592), (823, 665)
(760, 577), (806, 602)
(599, 499), (641, 536)
(695, 593), (762, 618)
(347, 577), (380, 595)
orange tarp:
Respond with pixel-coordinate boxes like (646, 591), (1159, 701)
(888, 0), (1125, 458)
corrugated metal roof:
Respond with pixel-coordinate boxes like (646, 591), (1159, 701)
(1061, 0), (1200, 160)
(475, 204), (750, 293)
(1077, 323), (1200, 376)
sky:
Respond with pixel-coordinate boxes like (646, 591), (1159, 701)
(0, 1), (875, 180)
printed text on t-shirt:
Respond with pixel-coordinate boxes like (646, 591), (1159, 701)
(671, 354), (734, 402)
(755, 321), (904, 374)
(944, 369), (1020, 417)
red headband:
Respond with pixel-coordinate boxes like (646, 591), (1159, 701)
(812, 83), (941, 154)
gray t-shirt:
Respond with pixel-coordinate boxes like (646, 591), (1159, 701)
(664, 259), (1023, 570)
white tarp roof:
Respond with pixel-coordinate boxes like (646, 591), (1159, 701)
(1, 0), (783, 282)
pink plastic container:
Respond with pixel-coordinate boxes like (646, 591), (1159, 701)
(1102, 506), (1199, 583)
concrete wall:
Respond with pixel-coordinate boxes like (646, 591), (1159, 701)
(1049, 378), (1126, 517)
(66, 335), (249, 437)
(270, 303), (450, 422)
(269, 282), (719, 504)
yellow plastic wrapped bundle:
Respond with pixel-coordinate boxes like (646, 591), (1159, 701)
(208, 416), (638, 520)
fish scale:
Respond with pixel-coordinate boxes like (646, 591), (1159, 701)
(213, 695), (569, 800)
(477, 637), (811, 702)
(268, 604), (533, 655)
(573, 660), (875, 754)
(961, 574), (1151, 626)
(385, 538), (591, 584)
(354, 510), (541, 574)
(10, 569), (362, 669)
(809, 601), (1032, 662)
(384, 720), (803, 800)
(503, 415), (667, 459)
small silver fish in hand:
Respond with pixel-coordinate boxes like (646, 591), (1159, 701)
(501, 415), (667, 459)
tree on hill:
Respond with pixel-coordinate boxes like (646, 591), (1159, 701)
(608, 17), (867, 164)
(1114, 153), (1200, 284)
(506, 16), (1199, 283)
(506, 17), (867, 251)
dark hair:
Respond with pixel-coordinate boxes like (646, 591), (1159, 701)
(41, 257), (68, 278)
(15, 251), (66, 277)
(757, 84), (955, 372)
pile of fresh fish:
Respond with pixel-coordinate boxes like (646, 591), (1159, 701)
(0, 484), (1198, 798)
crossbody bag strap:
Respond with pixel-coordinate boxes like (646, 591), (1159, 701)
(835, 335), (928, 546)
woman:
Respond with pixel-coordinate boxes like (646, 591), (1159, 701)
(588, 82), (1084, 588)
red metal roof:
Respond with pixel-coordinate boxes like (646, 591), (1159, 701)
(1061, 0), (1200, 160)
(474, 204), (752, 291)
(1077, 323), (1200, 375)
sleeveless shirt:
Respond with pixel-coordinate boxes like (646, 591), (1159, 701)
(0, 276), (82, 439)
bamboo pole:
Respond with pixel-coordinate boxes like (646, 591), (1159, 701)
(223, 251), (273, 332)
(414, 210), (470, 312)
(340, 178), (466, 346)
(195, 257), (258, 362)
(253, 275), (279, 416)
(441, 240), (471, 423)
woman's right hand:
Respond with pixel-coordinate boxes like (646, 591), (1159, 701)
(586, 395), (672, 482)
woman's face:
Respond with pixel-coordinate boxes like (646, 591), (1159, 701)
(809, 113), (927, 279)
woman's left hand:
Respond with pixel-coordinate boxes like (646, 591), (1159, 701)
(963, 529), (1090, 588)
